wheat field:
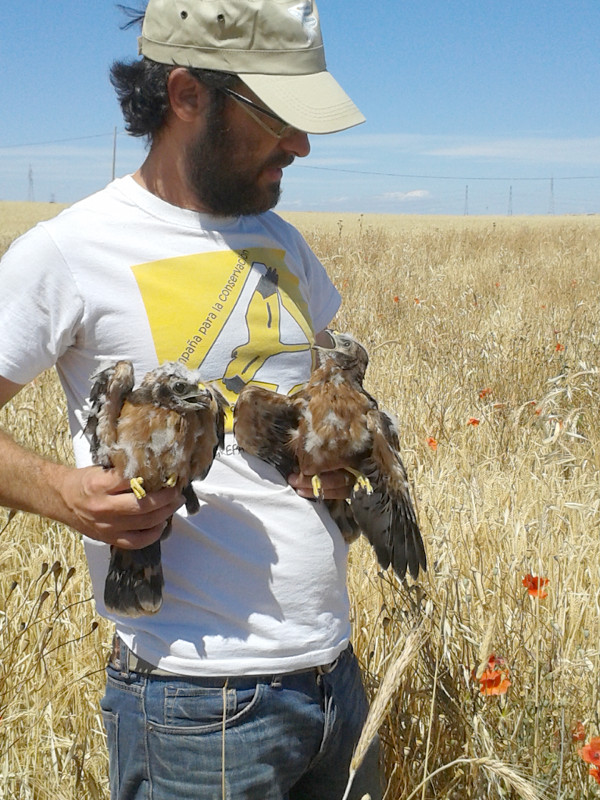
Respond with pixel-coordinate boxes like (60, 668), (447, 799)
(2, 203), (600, 798)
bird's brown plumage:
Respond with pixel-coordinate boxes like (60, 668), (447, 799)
(233, 330), (426, 580)
(85, 360), (227, 616)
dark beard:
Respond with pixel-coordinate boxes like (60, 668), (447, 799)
(187, 105), (292, 216)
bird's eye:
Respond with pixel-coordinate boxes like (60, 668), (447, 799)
(173, 381), (187, 394)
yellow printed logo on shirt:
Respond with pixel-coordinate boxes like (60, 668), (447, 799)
(131, 247), (315, 427)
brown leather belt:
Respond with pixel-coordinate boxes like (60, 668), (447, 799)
(108, 634), (344, 681)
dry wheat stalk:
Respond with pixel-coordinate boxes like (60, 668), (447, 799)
(341, 628), (427, 800)
(3, 210), (600, 798)
(403, 756), (544, 800)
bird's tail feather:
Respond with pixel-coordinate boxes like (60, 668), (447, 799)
(326, 499), (362, 544)
(104, 540), (164, 617)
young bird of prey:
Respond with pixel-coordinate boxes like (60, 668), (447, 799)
(233, 331), (426, 581)
(85, 360), (226, 617)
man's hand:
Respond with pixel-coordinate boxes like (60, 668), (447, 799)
(58, 465), (185, 549)
(0, 376), (184, 549)
(287, 469), (352, 500)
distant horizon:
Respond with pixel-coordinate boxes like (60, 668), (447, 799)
(2, 197), (598, 222)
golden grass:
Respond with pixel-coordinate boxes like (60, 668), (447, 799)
(0, 201), (68, 259)
(2, 205), (600, 798)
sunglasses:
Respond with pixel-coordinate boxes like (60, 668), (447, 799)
(219, 87), (298, 140)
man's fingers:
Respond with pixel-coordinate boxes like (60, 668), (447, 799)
(288, 469), (352, 500)
(60, 465), (186, 543)
(108, 523), (171, 550)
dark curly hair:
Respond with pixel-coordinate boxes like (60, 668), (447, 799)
(110, 58), (237, 143)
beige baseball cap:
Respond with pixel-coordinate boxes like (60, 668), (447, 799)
(138, 0), (365, 134)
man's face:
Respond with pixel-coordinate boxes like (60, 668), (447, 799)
(185, 89), (306, 216)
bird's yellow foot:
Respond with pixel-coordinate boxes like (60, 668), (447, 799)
(130, 477), (146, 499)
(166, 474), (177, 488)
(311, 474), (324, 499)
(346, 468), (373, 495)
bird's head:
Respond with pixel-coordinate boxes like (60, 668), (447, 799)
(142, 362), (216, 411)
(312, 330), (369, 378)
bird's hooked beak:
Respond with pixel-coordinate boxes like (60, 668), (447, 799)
(311, 329), (336, 352)
(180, 382), (212, 407)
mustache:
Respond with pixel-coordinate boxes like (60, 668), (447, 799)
(263, 154), (295, 170)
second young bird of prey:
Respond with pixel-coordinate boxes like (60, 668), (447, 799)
(233, 330), (426, 581)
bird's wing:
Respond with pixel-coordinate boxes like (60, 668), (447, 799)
(185, 383), (229, 510)
(85, 360), (135, 467)
(350, 409), (427, 580)
(233, 384), (302, 479)
(209, 383), (228, 452)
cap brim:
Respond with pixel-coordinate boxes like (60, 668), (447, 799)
(241, 71), (365, 135)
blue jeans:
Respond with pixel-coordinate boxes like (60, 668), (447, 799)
(101, 642), (382, 800)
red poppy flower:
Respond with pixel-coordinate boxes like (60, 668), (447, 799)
(572, 722), (586, 742)
(474, 654), (511, 697)
(478, 669), (511, 696)
(427, 437), (438, 451)
(522, 574), (549, 599)
(478, 387), (492, 399)
(467, 417), (480, 426)
(555, 343), (564, 352)
(590, 766), (600, 785)
(579, 737), (600, 767)
(393, 295), (399, 303)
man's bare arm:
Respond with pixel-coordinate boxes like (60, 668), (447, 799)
(0, 376), (182, 548)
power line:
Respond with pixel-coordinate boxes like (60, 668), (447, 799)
(27, 165), (34, 202)
(1, 132), (599, 185)
(300, 165), (600, 182)
(0, 132), (121, 149)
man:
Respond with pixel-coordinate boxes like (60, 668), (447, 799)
(0, 2), (382, 798)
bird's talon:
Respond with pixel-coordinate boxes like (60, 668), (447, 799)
(311, 475), (324, 499)
(346, 468), (373, 496)
(355, 475), (373, 495)
(166, 474), (177, 488)
(130, 477), (146, 499)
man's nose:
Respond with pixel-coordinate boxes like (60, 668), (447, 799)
(280, 129), (311, 158)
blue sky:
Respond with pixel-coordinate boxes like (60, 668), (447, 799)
(1, 1), (599, 215)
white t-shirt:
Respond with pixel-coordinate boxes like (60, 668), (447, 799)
(0, 176), (350, 675)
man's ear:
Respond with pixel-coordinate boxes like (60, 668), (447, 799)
(167, 68), (209, 122)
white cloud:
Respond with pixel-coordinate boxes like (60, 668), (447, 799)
(311, 132), (600, 167)
(380, 190), (430, 201)
(426, 137), (600, 165)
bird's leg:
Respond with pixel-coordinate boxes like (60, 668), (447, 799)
(130, 477), (146, 499)
(345, 468), (373, 496)
(165, 474), (177, 488)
